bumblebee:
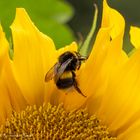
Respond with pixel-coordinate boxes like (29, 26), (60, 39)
(45, 51), (86, 97)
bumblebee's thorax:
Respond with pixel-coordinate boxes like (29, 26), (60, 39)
(58, 51), (78, 71)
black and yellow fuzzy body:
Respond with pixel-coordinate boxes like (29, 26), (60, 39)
(56, 71), (74, 89)
(45, 51), (86, 97)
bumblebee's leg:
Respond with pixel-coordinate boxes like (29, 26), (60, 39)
(74, 51), (87, 61)
(72, 72), (86, 97)
(73, 80), (86, 97)
(79, 56), (87, 61)
(77, 60), (81, 70)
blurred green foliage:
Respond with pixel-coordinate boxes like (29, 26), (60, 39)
(0, 0), (75, 49)
(68, 0), (140, 53)
(0, 0), (140, 53)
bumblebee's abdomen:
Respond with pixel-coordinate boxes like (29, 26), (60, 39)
(56, 72), (74, 89)
(56, 78), (74, 89)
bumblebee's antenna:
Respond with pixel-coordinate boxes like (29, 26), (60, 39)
(79, 4), (98, 57)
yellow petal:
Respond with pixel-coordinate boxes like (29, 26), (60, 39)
(2, 60), (28, 112)
(79, 0), (127, 114)
(97, 48), (140, 135)
(0, 25), (28, 124)
(118, 119), (140, 140)
(0, 82), (12, 124)
(56, 42), (77, 56)
(0, 26), (12, 124)
(102, 0), (125, 39)
(0, 26), (8, 74)
(130, 26), (140, 48)
(80, 28), (110, 101)
(0, 69), (28, 124)
(10, 8), (56, 106)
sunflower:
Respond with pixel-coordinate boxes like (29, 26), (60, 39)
(0, 0), (140, 139)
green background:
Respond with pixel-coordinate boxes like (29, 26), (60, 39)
(0, 0), (140, 53)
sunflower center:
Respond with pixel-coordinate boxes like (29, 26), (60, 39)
(0, 103), (116, 139)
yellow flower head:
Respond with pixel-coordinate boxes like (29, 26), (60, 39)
(0, 0), (140, 139)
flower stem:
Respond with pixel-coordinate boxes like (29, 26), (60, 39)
(79, 4), (98, 57)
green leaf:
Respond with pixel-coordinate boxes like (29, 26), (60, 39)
(23, 0), (74, 24)
(0, 0), (75, 48)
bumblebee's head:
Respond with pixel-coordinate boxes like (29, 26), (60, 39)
(59, 51), (74, 63)
(58, 51), (79, 71)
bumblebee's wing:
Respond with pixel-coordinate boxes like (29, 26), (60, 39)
(55, 58), (73, 82)
(45, 63), (59, 82)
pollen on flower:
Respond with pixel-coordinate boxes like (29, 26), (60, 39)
(0, 103), (116, 140)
